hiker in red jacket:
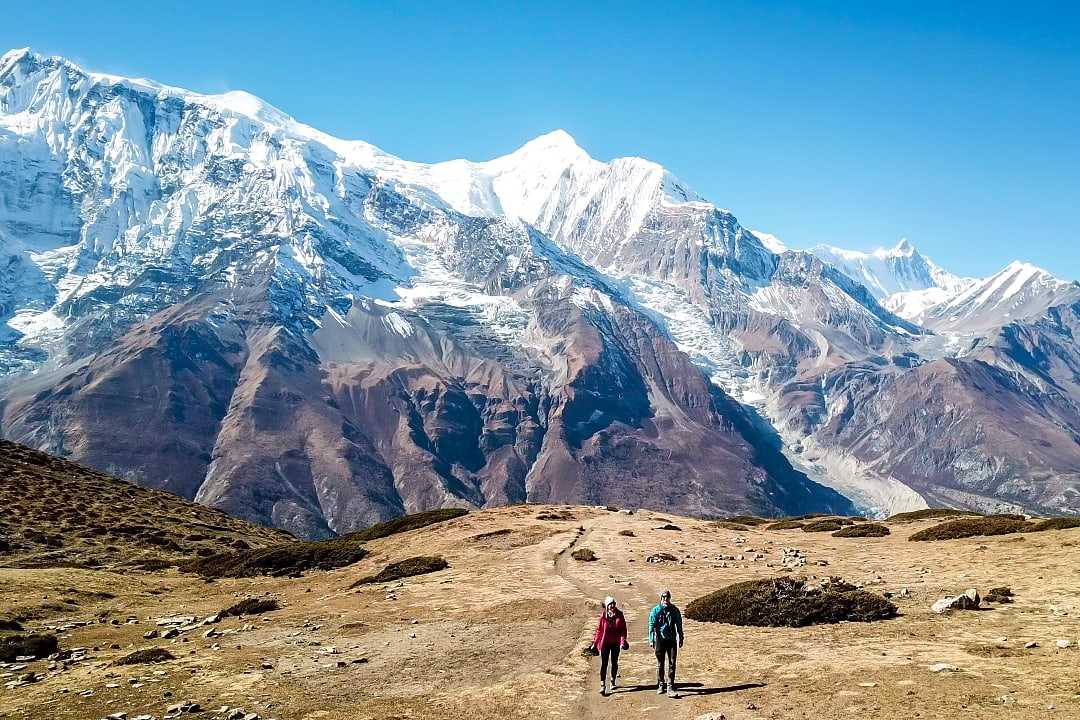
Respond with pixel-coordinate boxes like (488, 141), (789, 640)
(590, 595), (629, 695)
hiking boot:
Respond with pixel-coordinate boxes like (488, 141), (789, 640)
(657, 683), (666, 695)
(599, 681), (606, 696)
(610, 676), (618, 689)
(667, 685), (679, 699)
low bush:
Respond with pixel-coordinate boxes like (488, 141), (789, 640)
(887, 508), (983, 522)
(570, 548), (597, 562)
(0, 618), (22, 632)
(656, 524), (682, 531)
(832, 523), (890, 538)
(1024, 517), (1080, 532)
(349, 556), (449, 587)
(222, 598), (280, 617)
(801, 519), (844, 533)
(182, 537), (368, 578)
(716, 522), (749, 531)
(0, 634), (58, 662)
(909, 516), (1031, 541)
(113, 648), (175, 665)
(720, 515), (769, 526)
(685, 577), (897, 627)
(348, 509), (468, 542)
(766, 520), (805, 531)
(985, 586), (1014, 604)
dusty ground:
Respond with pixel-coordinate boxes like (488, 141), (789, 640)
(2, 505), (1080, 719)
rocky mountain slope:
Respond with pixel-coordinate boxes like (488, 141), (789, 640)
(1, 48), (1078, 527)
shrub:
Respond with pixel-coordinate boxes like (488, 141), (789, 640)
(0, 634), (58, 662)
(570, 548), (597, 562)
(685, 578), (897, 627)
(0, 618), (23, 632)
(656, 524), (682, 531)
(887, 508), (983, 522)
(1024, 517), (1080, 532)
(182, 537), (368, 578)
(766, 520), (805, 531)
(348, 509), (468, 542)
(349, 556), (449, 587)
(802, 519), (844, 533)
(985, 586), (1014, 604)
(716, 522), (749, 531)
(618, 530), (635, 537)
(832, 523), (890, 538)
(909, 516), (1031, 541)
(113, 648), (175, 665)
(222, 598), (280, 617)
(720, 515), (769, 526)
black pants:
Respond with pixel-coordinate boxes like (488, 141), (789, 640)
(655, 639), (677, 686)
(599, 645), (620, 683)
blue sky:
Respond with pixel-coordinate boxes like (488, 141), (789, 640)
(3, 1), (1078, 279)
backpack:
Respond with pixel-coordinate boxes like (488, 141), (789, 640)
(654, 605), (678, 641)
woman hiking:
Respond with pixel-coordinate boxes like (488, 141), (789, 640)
(590, 595), (629, 696)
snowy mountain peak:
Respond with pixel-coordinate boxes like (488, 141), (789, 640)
(509, 129), (587, 157)
(0, 47), (32, 72)
(750, 230), (787, 254)
(885, 238), (915, 257)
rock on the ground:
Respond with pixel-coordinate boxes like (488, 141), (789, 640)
(931, 589), (981, 614)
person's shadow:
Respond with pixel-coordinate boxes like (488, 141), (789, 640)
(611, 681), (766, 696)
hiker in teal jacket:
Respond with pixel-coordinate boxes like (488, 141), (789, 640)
(648, 589), (684, 698)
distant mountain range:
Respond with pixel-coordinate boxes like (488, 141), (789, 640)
(1, 49), (1078, 536)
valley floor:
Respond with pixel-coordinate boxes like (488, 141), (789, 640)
(2, 506), (1080, 719)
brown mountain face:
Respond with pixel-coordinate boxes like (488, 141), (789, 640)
(804, 355), (1080, 515)
(0, 279), (851, 538)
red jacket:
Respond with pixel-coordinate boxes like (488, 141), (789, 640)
(592, 609), (627, 649)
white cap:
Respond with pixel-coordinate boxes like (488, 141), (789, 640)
(604, 596), (616, 607)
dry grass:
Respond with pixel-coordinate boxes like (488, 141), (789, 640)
(113, 648), (175, 665)
(1024, 517), (1080, 532)
(182, 537), (369, 578)
(909, 516), (1031, 541)
(0, 440), (288, 570)
(766, 520), (805, 530)
(685, 577), (897, 627)
(887, 508), (983, 522)
(346, 509), (468, 542)
(221, 597), (280, 616)
(718, 515), (769, 526)
(801, 519), (844, 533)
(349, 556), (449, 587)
(832, 523), (891, 538)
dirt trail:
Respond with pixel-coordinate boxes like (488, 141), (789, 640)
(554, 516), (678, 719)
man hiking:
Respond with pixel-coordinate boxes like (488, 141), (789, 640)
(590, 595), (629, 696)
(648, 589), (684, 698)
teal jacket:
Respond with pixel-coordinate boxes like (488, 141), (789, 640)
(648, 603), (683, 644)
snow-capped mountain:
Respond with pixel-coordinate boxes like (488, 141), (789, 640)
(899, 261), (1080, 332)
(1, 49), (1078, 528)
(809, 239), (974, 300)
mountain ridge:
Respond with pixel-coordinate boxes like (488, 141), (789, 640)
(1, 48), (1079, 531)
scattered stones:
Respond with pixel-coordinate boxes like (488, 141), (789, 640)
(646, 553), (678, 563)
(1056, 639), (1072, 649)
(164, 700), (201, 718)
(1025, 641), (1039, 649)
